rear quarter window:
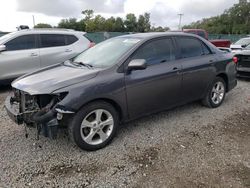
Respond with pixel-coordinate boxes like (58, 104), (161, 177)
(65, 35), (78, 45)
(178, 37), (204, 58)
(83, 34), (93, 42)
(197, 31), (206, 39)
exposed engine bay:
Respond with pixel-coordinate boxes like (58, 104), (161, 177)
(9, 89), (67, 139)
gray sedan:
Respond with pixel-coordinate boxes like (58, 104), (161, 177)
(5, 32), (237, 151)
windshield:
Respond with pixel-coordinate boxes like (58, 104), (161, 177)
(245, 44), (250, 50)
(73, 37), (141, 68)
(234, 38), (250, 46)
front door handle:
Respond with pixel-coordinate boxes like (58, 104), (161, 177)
(65, 49), (72, 52)
(30, 52), (38, 57)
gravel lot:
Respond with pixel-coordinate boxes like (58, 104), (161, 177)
(0, 80), (250, 188)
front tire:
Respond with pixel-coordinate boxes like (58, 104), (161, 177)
(202, 77), (226, 108)
(68, 101), (119, 151)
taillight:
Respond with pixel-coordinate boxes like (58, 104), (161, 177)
(233, 56), (238, 64)
(88, 42), (95, 48)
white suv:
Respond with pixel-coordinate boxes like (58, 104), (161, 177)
(0, 29), (94, 83)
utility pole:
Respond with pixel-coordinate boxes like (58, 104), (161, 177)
(32, 15), (36, 27)
(178, 13), (184, 30)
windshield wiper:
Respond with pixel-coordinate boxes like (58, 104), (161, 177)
(72, 62), (93, 69)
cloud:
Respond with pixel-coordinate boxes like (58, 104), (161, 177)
(16, 0), (125, 17)
(15, 0), (239, 29)
(149, 2), (179, 28)
(180, 0), (238, 18)
(149, 0), (238, 29)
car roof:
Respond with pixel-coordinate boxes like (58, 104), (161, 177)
(10, 29), (86, 35)
(239, 37), (250, 40)
(183, 29), (206, 32)
(117, 32), (200, 40)
(0, 29), (87, 44)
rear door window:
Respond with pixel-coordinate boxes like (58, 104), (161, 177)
(178, 37), (204, 58)
(132, 38), (176, 65)
(40, 34), (66, 48)
(5, 35), (36, 51)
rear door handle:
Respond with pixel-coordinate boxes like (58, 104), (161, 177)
(173, 67), (181, 74)
(173, 67), (180, 71)
(30, 52), (38, 57)
(65, 49), (72, 52)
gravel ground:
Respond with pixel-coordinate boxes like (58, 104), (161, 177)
(0, 80), (250, 188)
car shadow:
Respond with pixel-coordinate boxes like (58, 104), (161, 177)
(0, 85), (11, 93)
(237, 77), (250, 82)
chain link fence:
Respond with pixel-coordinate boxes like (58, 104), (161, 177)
(208, 34), (248, 43)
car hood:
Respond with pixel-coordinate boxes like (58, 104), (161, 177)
(234, 49), (250, 55)
(230, 44), (243, 50)
(12, 64), (101, 95)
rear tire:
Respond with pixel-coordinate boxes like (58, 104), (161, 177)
(68, 101), (119, 151)
(202, 77), (226, 108)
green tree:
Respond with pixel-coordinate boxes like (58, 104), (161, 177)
(34, 23), (52, 28)
(124, 13), (137, 32)
(58, 18), (85, 31)
(105, 17), (116, 32)
(82, 10), (94, 21)
(137, 13), (151, 32)
(85, 15), (106, 32)
(150, 26), (170, 32)
(114, 17), (125, 32)
(183, 0), (250, 34)
(57, 9), (169, 33)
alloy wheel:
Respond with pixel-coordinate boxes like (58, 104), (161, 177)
(80, 109), (114, 145)
(211, 81), (225, 105)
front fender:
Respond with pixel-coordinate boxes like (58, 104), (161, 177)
(53, 71), (128, 120)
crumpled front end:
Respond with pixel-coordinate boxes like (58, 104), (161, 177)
(5, 88), (70, 139)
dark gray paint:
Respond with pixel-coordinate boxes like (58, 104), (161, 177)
(11, 32), (237, 122)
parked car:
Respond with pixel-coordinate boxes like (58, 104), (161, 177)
(234, 45), (250, 78)
(183, 29), (231, 48)
(5, 32), (237, 151)
(0, 29), (94, 84)
(230, 37), (250, 51)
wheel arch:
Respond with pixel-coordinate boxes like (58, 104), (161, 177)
(80, 98), (124, 122)
(216, 73), (229, 92)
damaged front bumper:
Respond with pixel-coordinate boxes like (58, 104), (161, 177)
(5, 94), (60, 139)
(5, 96), (24, 125)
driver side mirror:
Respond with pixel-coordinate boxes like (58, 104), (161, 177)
(127, 59), (147, 73)
(0, 45), (6, 52)
(241, 44), (247, 48)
